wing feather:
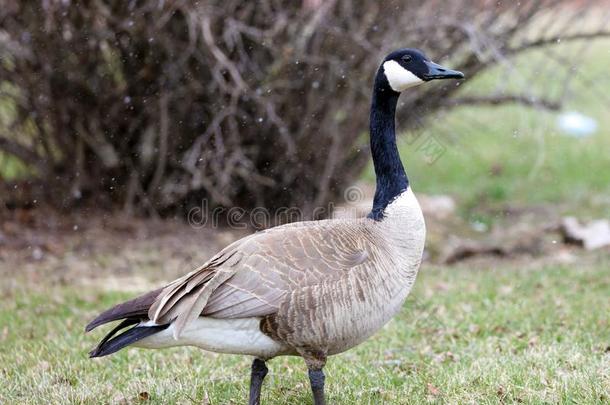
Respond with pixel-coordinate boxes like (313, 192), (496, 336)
(170, 270), (235, 338)
(147, 268), (208, 322)
(149, 219), (375, 338)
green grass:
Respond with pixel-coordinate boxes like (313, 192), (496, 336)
(2, 255), (608, 404)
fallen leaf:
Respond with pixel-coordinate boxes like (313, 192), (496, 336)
(427, 383), (441, 396)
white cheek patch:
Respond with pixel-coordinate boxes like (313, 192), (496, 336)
(383, 60), (423, 92)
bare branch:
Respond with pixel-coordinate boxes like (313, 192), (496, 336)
(509, 30), (610, 55)
(147, 92), (170, 194)
(0, 136), (44, 172)
(445, 94), (561, 111)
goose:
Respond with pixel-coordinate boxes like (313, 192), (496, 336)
(86, 48), (463, 405)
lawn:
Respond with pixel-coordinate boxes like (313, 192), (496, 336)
(1, 252), (608, 404)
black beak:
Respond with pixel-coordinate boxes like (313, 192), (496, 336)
(422, 60), (464, 81)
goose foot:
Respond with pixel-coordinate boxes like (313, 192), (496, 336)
(308, 368), (326, 405)
(248, 358), (268, 405)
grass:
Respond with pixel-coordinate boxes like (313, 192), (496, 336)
(1, 254), (608, 404)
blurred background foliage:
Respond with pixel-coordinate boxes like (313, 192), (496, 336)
(0, 0), (609, 220)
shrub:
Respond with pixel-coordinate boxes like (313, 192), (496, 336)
(0, 0), (606, 219)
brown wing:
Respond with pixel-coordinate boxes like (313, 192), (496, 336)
(148, 219), (374, 338)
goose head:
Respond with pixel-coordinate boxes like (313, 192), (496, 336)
(380, 48), (464, 92)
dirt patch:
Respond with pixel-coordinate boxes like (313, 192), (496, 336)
(0, 208), (247, 289)
(1, 202), (607, 293)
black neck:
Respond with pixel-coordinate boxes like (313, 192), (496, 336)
(367, 69), (408, 220)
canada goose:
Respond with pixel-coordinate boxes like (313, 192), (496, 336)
(86, 48), (463, 405)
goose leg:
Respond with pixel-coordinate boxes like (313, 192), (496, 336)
(248, 358), (268, 405)
(308, 367), (326, 405)
(299, 350), (327, 405)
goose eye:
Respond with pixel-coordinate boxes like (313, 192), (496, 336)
(401, 55), (412, 63)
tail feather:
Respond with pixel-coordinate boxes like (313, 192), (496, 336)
(89, 323), (169, 358)
(85, 288), (163, 332)
(92, 318), (140, 351)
